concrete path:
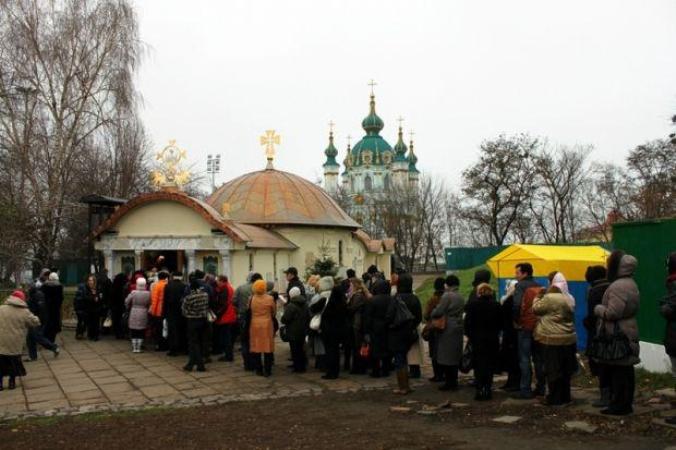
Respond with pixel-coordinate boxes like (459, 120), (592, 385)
(0, 333), (419, 419)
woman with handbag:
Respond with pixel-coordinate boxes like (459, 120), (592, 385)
(363, 279), (392, 378)
(431, 275), (465, 391)
(320, 283), (348, 380)
(593, 250), (640, 416)
(249, 279), (277, 377)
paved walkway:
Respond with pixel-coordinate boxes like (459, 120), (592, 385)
(0, 332), (421, 419)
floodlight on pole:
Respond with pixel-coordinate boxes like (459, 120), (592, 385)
(207, 153), (221, 192)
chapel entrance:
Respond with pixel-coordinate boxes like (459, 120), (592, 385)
(142, 250), (185, 273)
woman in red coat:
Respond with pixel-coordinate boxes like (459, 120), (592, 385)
(214, 275), (236, 362)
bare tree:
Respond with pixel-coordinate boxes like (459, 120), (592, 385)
(625, 139), (676, 219)
(461, 134), (539, 245)
(0, 0), (147, 271)
(529, 145), (589, 243)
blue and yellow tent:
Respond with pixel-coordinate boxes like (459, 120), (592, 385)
(487, 244), (609, 349)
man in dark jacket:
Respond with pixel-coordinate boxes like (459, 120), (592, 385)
(164, 271), (187, 356)
(583, 265), (611, 407)
(283, 267), (305, 299)
(364, 279), (392, 377)
(26, 270), (59, 360)
(511, 263), (543, 399)
(281, 287), (309, 373)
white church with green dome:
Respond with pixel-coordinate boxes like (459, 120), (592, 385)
(322, 89), (420, 227)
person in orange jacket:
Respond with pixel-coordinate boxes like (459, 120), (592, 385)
(149, 271), (169, 351)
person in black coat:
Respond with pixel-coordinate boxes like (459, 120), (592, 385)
(386, 273), (421, 394)
(499, 280), (520, 391)
(363, 279), (391, 378)
(281, 287), (309, 372)
(465, 283), (502, 400)
(110, 273), (128, 339)
(41, 273), (64, 342)
(283, 267), (306, 299)
(164, 272), (187, 356)
(26, 277), (59, 360)
(583, 265), (611, 407)
(320, 286), (348, 379)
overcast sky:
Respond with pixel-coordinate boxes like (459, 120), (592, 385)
(135, 0), (676, 189)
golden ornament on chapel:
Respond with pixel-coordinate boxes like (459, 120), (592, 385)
(260, 130), (281, 169)
(151, 139), (191, 189)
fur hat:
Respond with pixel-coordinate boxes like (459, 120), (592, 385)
(48, 272), (59, 282)
(476, 283), (494, 297)
(318, 276), (334, 293)
(252, 279), (267, 295)
(289, 286), (301, 299)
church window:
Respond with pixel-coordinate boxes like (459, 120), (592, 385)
(384, 174), (391, 190)
(338, 240), (344, 265)
(248, 253), (254, 271)
(204, 256), (218, 275)
(364, 175), (373, 192)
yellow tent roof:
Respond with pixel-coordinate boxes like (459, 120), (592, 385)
(486, 244), (609, 281)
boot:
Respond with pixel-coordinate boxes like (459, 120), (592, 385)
(592, 387), (611, 408)
(393, 368), (411, 394)
(409, 365), (421, 379)
(130, 340), (136, 353)
(8, 377), (16, 390)
(484, 386), (493, 400)
(0, 376), (3, 391)
(137, 339), (144, 353)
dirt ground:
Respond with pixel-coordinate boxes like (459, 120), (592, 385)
(1, 385), (673, 450)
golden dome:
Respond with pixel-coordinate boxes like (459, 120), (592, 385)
(207, 169), (360, 229)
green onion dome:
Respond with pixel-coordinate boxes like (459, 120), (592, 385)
(393, 126), (408, 162)
(323, 131), (339, 168)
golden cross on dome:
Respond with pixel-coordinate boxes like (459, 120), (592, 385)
(260, 130), (281, 169)
(409, 130), (415, 141)
(368, 79), (377, 95)
(150, 139), (191, 190)
(328, 120), (335, 134)
(397, 116), (405, 129)
(346, 135), (352, 147)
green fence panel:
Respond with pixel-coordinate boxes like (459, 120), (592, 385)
(612, 218), (676, 345)
(444, 246), (507, 271)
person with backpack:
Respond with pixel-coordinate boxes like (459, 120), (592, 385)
(511, 263), (544, 399)
(431, 275), (465, 391)
(386, 273), (421, 395)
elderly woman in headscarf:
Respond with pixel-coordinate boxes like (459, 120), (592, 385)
(308, 276), (331, 369)
(249, 279), (277, 377)
(533, 273), (577, 406)
(499, 279), (521, 391)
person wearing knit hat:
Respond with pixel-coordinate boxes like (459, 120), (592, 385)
(0, 291), (41, 390)
(249, 279), (276, 376)
(281, 286), (309, 372)
(125, 277), (151, 353)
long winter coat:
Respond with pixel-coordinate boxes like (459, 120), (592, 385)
(281, 295), (309, 342)
(363, 292), (391, 359)
(660, 275), (676, 356)
(424, 291), (443, 359)
(386, 293), (422, 354)
(347, 290), (367, 346)
(0, 296), (40, 355)
(249, 294), (276, 353)
(431, 286), (465, 366)
(533, 292), (577, 346)
(125, 290), (151, 331)
(464, 294), (502, 366)
(164, 279), (187, 322)
(41, 280), (63, 338)
(594, 255), (640, 366)
(583, 277), (610, 340)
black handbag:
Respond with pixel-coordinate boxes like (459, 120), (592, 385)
(587, 320), (632, 362)
(460, 342), (473, 374)
(279, 325), (289, 342)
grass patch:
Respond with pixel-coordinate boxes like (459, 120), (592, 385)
(415, 265), (498, 308)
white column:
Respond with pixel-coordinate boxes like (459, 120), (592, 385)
(185, 249), (196, 275)
(103, 249), (114, 277)
(134, 250), (142, 271)
(219, 250), (231, 278)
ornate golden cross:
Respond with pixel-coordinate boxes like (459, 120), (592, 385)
(260, 130), (281, 169)
(328, 120), (335, 134)
(346, 135), (351, 147)
(397, 116), (405, 128)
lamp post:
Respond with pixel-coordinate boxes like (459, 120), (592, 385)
(206, 153), (221, 192)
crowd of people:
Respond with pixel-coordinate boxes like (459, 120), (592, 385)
(0, 250), (674, 422)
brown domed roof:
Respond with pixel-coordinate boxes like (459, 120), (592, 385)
(207, 168), (360, 229)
